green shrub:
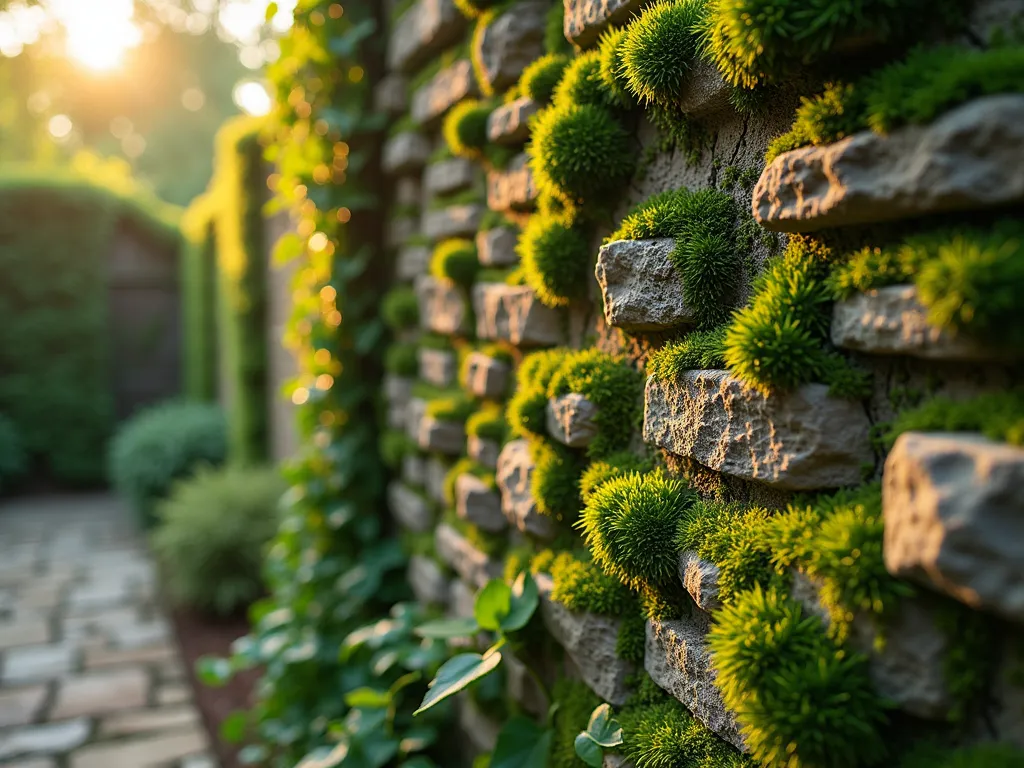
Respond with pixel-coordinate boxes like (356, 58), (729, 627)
(181, 197), (219, 402)
(507, 348), (570, 437)
(152, 464), (284, 615)
(580, 451), (653, 503)
(553, 51), (617, 109)
(621, 0), (707, 105)
(518, 212), (591, 307)
(380, 429), (417, 469)
(529, 102), (633, 206)
(382, 286), (419, 330)
(884, 391), (1024, 448)
(520, 53), (571, 104)
(443, 99), (493, 158)
(466, 404), (507, 442)
(109, 401), (227, 526)
(647, 327), (727, 380)
(597, 27), (634, 106)
(385, 342), (419, 377)
(431, 238), (480, 286)
(0, 415), (27, 491)
(708, 586), (888, 768)
(530, 438), (584, 523)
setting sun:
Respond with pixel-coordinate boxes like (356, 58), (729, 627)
(52, 0), (140, 72)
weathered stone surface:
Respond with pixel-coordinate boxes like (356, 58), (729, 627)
(884, 432), (1024, 623)
(69, 727), (207, 768)
(52, 668), (149, 719)
(422, 204), (485, 242)
(464, 352), (511, 398)
(646, 617), (745, 751)
(426, 457), (448, 506)
(405, 397), (427, 443)
(418, 347), (457, 388)
(388, 0), (467, 73)
(397, 245), (431, 281)
(155, 683), (192, 706)
(386, 375), (413, 406)
(387, 482), (433, 533)
(408, 555), (449, 606)
(678, 551), (722, 613)
(415, 275), (471, 335)
(487, 154), (538, 212)
(488, 97), (540, 145)
(418, 415), (465, 455)
(424, 157), (478, 197)
(679, 58), (732, 116)
(473, 283), (566, 347)
(402, 454), (427, 488)
(0, 685), (47, 728)
(456, 475), (507, 534)
(435, 524), (502, 589)
(754, 95), (1024, 233)
(474, 2), (547, 94)
(0, 719), (91, 760)
(412, 60), (479, 126)
(596, 239), (695, 331)
(386, 216), (418, 248)
(468, 435), (501, 469)
(0, 618), (49, 650)
(449, 578), (476, 619)
(546, 393), (600, 448)
(832, 285), (1012, 361)
(100, 706), (199, 737)
(643, 371), (874, 490)
(536, 574), (633, 705)
(496, 440), (559, 540)
(382, 132), (430, 176)
(476, 226), (519, 267)
(564, 0), (654, 47)
(374, 73), (408, 117)
(2, 644), (77, 684)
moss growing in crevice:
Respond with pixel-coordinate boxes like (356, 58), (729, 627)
(597, 26), (634, 107)
(423, 390), (477, 424)
(549, 679), (602, 768)
(507, 348), (571, 438)
(552, 50), (620, 110)
(529, 437), (585, 524)
(546, 550), (635, 616)
(385, 342), (419, 377)
(380, 429), (417, 469)
(882, 391), (1024, 448)
(430, 238), (480, 286)
(443, 456), (496, 506)
(518, 212), (591, 308)
(620, 0), (708, 106)
(647, 327), (727, 381)
(381, 285), (419, 330)
(466, 403), (507, 443)
(519, 53), (572, 104)
(443, 99), (494, 159)
(580, 451), (654, 503)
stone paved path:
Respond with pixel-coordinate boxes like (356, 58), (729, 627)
(0, 495), (217, 767)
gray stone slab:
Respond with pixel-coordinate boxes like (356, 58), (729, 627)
(52, 667), (149, 719)
(473, 1), (547, 94)
(473, 283), (566, 347)
(2, 644), (77, 684)
(564, 0), (654, 47)
(596, 239), (695, 332)
(411, 60), (478, 127)
(487, 97), (539, 145)
(0, 685), (48, 728)
(388, 0), (467, 73)
(0, 718), (91, 760)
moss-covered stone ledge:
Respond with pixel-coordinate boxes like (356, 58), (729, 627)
(563, 0), (652, 48)
(486, 153), (538, 213)
(546, 393), (600, 448)
(753, 95), (1024, 233)
(423, 203), (485, 241)
(418, 347), (457, 387)
(411, 59), (479, 127)
(387, 482), (434, 533)
(473, 283), (566, 347)
(417, 414), (466, 455)
(434, 522), (503, 588)
(487, 97), (539, 146)
(496, 439), (559, 540)
(468, 434), (501, 469)
(382, 132), (430, 176)
(884, 431), (1024, 624)
(596, 238), (695, 332)
(455, 473), (507, 533)
(473, 0), (548, 95)
(643, 371), (874, 490)
(424, 157), (479, 197)
(476, 227), (519, 267)
(388, 0), (466, 73)
(464, 352), (511, 398)
(415, 275), (471, 334)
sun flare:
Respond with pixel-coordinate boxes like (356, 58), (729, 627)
(53, 0), (140, 72)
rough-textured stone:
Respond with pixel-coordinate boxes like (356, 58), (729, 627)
(464, 352), (511, 398)
(388, 0), (467, 73)
(402, 454), (427, 488)
(425, 457), (448, 506)
(0, 685), (47, 728)
(456, 475), (507, 534)
(2, 644), (77, 684)
(424, 157), (478, 197)
(473, 2), (547, 94)
(408, 555), (449, 606)
(468, 435), (501, 469)
(387, 482), (433, 534)
(644, 371), (874, 490)
(678, 551), (722, 613)
(418, 347), (457, 388)
(563, 0), (654, 47)
(536, 574), (633, 705)
(487, 97), (540, 145)
(0, 719), (91, 760)
(374, 73), (408, 117)
(546, 393), (600, 448)
(678, 59), (732, 116)
(397, 245), (431, 281)
(412, 60), (478, 126)
(496, 440), (559, 540)
(645, 617), (745, 751)
(382, 132), (430, 176)
(884, 432), (1024, 623)
(434, 524), (502, 589)
(832, 285), (1012, 361)
(473, 283), (566, 347)
(476, 226), (519, 267)
(418, 415), (465, 455)
(596, 239), (695, 331)
(52, 668), (149, 719)
(69, 727), (207, 768)
(422, 204), (485, 242)
(415, 275), (471, 335)
(753, 95), (1024, 233)
(487, 154), (538, 212)
(155, 683), (192, 706)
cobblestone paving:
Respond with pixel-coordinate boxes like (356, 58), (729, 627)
(0, 495), (217, 767)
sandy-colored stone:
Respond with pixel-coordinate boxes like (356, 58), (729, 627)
(455, 475), (507, 534)
(487, 97), (539, 145)
(486, 154), (537, 212)
(495, 440), (559, 540)
(411, 60), (478, 126)
(100, 706), (199, 737)
(596, 239), (694, 332)
(463, 352), (511, 398)
(52, 668), (149, 719)
(69, 727), (206, 768)
(546, 393), (600, 448)
(418, 347), (457, 388)
(0, 618), (50, 650)
(0, 719), (91, 761)
(563, 0), (654, 47)
(415, 275), (471, 335)
(476, 226), (519, 268)
(474, 2), (547, 94)
(473, 283), (565, 347)
(678, 551), (722, 613)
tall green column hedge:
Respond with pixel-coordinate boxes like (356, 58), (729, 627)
(181, 193), (220, 402)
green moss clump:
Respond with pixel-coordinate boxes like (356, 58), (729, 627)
(529, 102), (634, 206)
(466, 404), (507, 443)
(425, 392), (476, 424)
(597, 27), (634, 107)
(519, 53), (571, 104)
(430, 238), (480, 286)
(549, 679), (602, 768)
(647, 327), (727, 381)
(380, 429), (416, 469)
(620, 0), (707, 105)
(381, 286), (419, 330)
(709, 586), (888, 768)
(384, 342), (419, 377)
(580, 451), (653, 503)
(518, 212), (591, 308)
(615, 611), (648, 664)
(443, 457), (495, 506)
(553, 51), (617, 109)
(884, 391), (1024, 448)
(580, 471), (695, 591)
(544, 0), (570, 54)
(443, 99), (493, 158)
(900, 743), (1024, 768)
(548, 550), (635, 615)
(530, 438), (584, 523)
(507, 348), (570, 438)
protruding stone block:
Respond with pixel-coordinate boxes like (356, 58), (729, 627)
(537, 574), (634, 705)
(468, 435), (501, 469)
(388, 0), (467, 73)
(884, 432), (1024, 624)
(397, 245), (431, 281)
(412, 60), (479, 126)
(435, 523), (502, 588)
(596, 239), (695, 331)
(643, 371), (874, 490)
(405, 397), (427, 442)
(563, 0), (653, 47)
(383, 133), (430, 177)
(415, 275), (471, 335)
(374, 74), (408, 117)
(496, 440), (559, 540)
(424, 157), (479, 197)
(426, 456), (448, 505)
(645, 617), (745, 751)
(473, 283), (566, 347)
(388, 482), (433, 533)
(678, 551), (722, 613)
(402, 454), (426, 487)
(753, 95), (1024, 233)
(473, 1), (547, 94)
(546, 393), (600, 448)
(464, 352), (511, 398)
(487, 154), (538, 212)
(476, 226), (519, 267)
(418, 347), (457, 388)
(409, 555), (449, 606)
(487, 97), (540, 145)
(423, 204), (485, 241)
(396, 177), (421, 207)
(418, 415), (465, 455)
(456, 474), (507, 533)
(832, 285), (1012, 361)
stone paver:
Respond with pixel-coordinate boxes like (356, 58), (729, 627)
(0, 495), (217, 767)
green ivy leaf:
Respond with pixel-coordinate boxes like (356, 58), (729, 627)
(195, 656), (232, 688)
(587, 703), (624, 747)
(474, 580), (512, 631)
(414, 647), (503, 715)
(491, 717), (553, 768)
(414, 617), (479, 639)
(344, 687), (391, 709)
(574, 733), (603, 767)
(501, 571), (539, 632)
(219, 710), (248, 745)
(264, 1), (278, 23)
